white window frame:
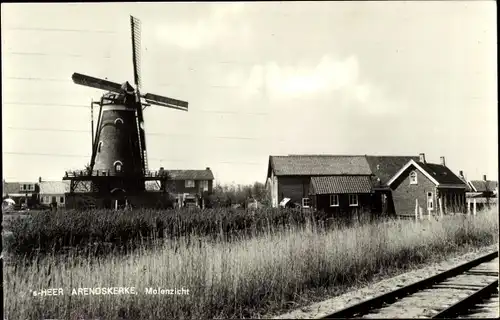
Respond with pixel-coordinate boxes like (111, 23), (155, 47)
(302, 198), (311, 208)
(114, 160), (123, 173)
(185, 180), (195, 188)
(200, 180), (209, 191)
(409, 171), (418, 185)
(427, 192), (434, 211)
(349, 194), (359, 207)
(329, 194), (339, 207)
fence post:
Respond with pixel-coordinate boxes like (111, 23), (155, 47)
(473, 199), (477, 216)
(438, 197), (443, 218)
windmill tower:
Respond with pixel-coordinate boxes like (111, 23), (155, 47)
(63, 16), (188, 208)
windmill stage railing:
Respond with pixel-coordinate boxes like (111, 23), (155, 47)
(64, 169), (169, 178)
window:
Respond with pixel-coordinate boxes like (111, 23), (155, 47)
(349, 194), (359, 207)
(185, 180), (195, 188)
(114, 118), (124, 125)
(330, 194), (339, 207)
(22, 184), (27, 191)
(60, 197), (64, 203)
(44, 196), (49, 203)
(302, 198), (311, 208)
(427, 192), (434, 211)
(200, 180), (209, 191)
(98, 141), (103, 153)
(410, 171), (418, 184)
(114, 160), (123, 173)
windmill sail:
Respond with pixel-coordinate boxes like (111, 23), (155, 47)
(130, 15), (148, 173)
(72, 73), (122, 93)
(143, 92), (188, 111)
(130, 15), (142, 90)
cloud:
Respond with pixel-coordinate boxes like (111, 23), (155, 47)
(240, 55), (361, 99)
(154, 3), (250, 50)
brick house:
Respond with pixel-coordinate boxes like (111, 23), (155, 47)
(155, 167), (214, 208)
(386, 154), (468, 217)
(265, 154), (418, 215)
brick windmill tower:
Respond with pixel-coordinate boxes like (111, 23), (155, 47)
(63, 16), (188, 209)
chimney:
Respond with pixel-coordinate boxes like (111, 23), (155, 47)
(459, 170), (464, 178)
(483, 174), (487, 181)
(38, 177), (42, 183)
(206, 167), (210, 170)
(419, 153), (426, 163)
(440, 156), (445, 166)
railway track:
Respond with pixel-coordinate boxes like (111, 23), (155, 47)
(321, 251), (499, 319)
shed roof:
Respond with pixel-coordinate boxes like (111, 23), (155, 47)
(310, 175), (373, 195)
(469, 180), (498, 193)
(269, 155), (372, 176)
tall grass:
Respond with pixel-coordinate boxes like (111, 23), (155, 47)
(4, 207), (498, 319)
(4, 207), (340, 258)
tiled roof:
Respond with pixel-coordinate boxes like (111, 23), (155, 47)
(160, 169), (214, 181)
(39, 181), (70, 194)
(366, 156), (419, 186)
(3, 182), (20, 195)
(416, 162), (468, 186)
(269, 155), (372, 176)
(459, 176), (473, 192)
(469, 180), (498, 192)
(310, 175), (373, 195)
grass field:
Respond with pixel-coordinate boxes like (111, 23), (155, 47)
(4, 207), (498, 319)
(3, 207), (340, 258)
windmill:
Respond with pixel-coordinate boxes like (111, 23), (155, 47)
(65, 15), (188, 203)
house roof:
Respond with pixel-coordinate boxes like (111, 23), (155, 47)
(3, 182), (20, 195)
(416, 162), (468, 185)
(268, 155), (372, 176)
(39, 181), (70, 194)
(386, 160), (468, 188)
(310, 175), (373, 195)
(161, 169), (214, 181)
(366, 156), (420, 186)
(469, 180), (498, 193)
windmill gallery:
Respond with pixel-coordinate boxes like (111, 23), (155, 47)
(63, 15), (194, 210)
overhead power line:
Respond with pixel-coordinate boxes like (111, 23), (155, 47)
(2, 26), (116, 34)
(3, 151), (263, 165)
(3, 102), (269, 116)
(5, 126), (278, 141)
(3, 52), (112, 59)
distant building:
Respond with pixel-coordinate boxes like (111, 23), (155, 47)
(265, 154), (418, 217)
(386, 154), (468, 217)
(2, 181), (39, 208)
(156, 167), (214, 208)
(266, 153), (468, 218)
(38, 179), (71, 208)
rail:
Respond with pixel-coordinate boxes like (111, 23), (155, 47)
(320, 251), (499, 319)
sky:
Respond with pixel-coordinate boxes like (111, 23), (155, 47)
(1, 1), (497, 185)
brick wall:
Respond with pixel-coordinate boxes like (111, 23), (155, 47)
(391, 165), (437, 216)
(93, 108), (143, 175)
